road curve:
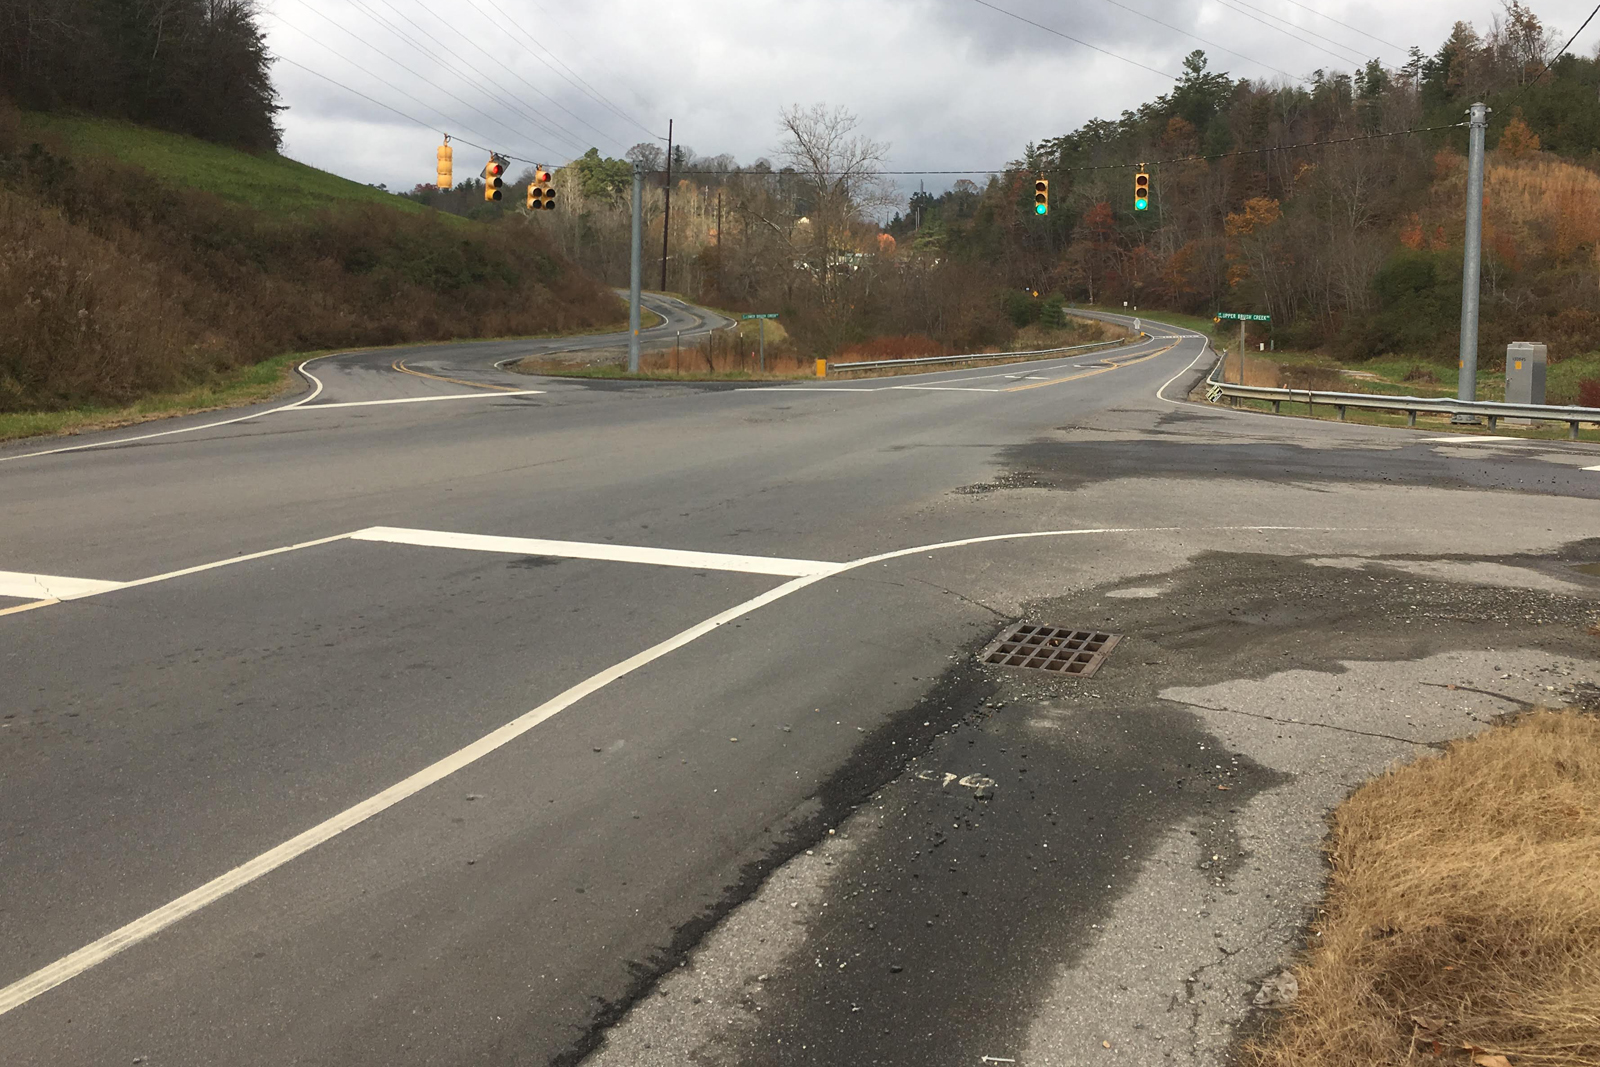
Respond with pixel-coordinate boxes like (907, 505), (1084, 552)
(1, 306), (1596, 1067)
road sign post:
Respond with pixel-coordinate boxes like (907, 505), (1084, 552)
(741, 314), (778, 373)
(1215, 313), (1270, 385)
(629, 162), (643, 373)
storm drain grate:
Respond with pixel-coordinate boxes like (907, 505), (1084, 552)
(979, 623), (1122, 678)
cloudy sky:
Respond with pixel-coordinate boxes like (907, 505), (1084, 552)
(262, 0), (1599, 201)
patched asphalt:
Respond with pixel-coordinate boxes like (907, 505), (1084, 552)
(586, 545), (1600, 1065)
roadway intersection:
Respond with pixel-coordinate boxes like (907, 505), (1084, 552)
(2, 302), (1597, 1065)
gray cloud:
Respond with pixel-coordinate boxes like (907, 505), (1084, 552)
(263, 0), (1599, 200)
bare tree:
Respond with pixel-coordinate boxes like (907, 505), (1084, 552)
(775, 104), (892, 330)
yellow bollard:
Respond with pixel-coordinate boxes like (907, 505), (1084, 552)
(816, 359), (827, 378)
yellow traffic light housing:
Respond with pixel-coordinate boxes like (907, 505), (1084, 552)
(484, 155), (505, 202)
(436, 140), (452, 191)
(1033, 178), (1049, 215)
(1134, 170), (1150, 211)
(527, 168), (556, 211)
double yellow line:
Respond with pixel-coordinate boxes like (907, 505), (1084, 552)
(390, 359), (525, 393)
(1001, 338), (1177, 393)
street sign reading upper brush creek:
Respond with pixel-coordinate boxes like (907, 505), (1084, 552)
(1215, 312), (1271, 321)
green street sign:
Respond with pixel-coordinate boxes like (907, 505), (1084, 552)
(1215, 312), (1271, 321)
(741, 313), (779, 320)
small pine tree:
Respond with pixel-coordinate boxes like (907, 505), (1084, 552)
(1498, 117), (1541, 160)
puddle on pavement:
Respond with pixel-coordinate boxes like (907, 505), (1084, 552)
(1575, 563), (1600, 577)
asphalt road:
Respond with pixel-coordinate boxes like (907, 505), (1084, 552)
(2, 302), (1598, 1066)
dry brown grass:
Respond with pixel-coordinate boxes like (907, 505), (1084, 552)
(1244, 710), (1600, 1067)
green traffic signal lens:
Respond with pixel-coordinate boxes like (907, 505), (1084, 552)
(1135, 198), (1148, 211)
(1035, 203), (1047, 215)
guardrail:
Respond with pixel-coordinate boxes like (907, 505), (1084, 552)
(827, 335), (1136, 373)
(1205, 361), (1600, 440)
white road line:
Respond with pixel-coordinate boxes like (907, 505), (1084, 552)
(1155, 341), (1213, 404)
(350, 526), (841, 577)
(888, 385), (1005, 393)
(1585, 465), (1600, 472)
(0, 523), (1356, 1017)
(0, 571), (124, 600)
(291, 391), (542, 410)
(0, 360), (331, 464)
(1419, 436), (1545, 445)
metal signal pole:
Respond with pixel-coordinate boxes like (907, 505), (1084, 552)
(660, 119), (673, 292)
(629, 161), (643, 373)
(1455, 101), (1490, 420)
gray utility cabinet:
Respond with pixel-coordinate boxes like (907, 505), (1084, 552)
(1505, 342), (1547, 406)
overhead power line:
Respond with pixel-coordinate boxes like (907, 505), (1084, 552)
(369, 0), (616, 152)
(268, 13), (510, 158)
(1505, 1), (1600, 112)
(269, 52), (561, 168)
(342, 0), (590, 154)
(1209, 0), (1370, 68)
(462, 0), (662, 141)
(1087, 0), (1302, 82)
(280, 0), (570, 158)
(663, 122), (1466, 177)
(969, 0), (1177, 80)
(1275, 0), (1408, 56)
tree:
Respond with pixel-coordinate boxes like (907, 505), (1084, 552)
(625, 142), (663, 172)
(1498, 115), (1541, 158)
(774, 103), (892, 335)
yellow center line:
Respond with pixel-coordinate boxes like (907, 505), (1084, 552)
(390, 360), (524, 393)
(1002, 341), (1177, 392)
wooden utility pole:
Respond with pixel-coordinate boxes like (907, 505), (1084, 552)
(660, 119), (673, 292)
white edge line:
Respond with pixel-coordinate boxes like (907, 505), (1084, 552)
(289, 391), (543, 410)
(0, 522), (1363, 1015)
(1584, 465), (1600, 472)
(104, 535), (356, 597)
(889, 385), (1005, 393)
(1419, 436), (1545, 446)
(349, 526), (840, 578)
(0, 572), (124, 600)
(0, 570), (829, 1016)
(0, 360), (331, 463)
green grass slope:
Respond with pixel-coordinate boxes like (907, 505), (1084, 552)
(22, 111), (427, 217)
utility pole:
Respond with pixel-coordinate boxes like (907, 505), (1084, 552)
(629, 161), (643, 373)
(660, 119), (673, 292)
(1455, 101), (1490, 421)
(715, 189), (723, 293)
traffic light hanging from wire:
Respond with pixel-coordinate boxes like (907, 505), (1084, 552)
(436, 140), (452, 191)
(1134, 170), (1150, 211)
(527, 168), (556, 211)
(1034, 178), (1049, 216)
(483, 154), (506, 202)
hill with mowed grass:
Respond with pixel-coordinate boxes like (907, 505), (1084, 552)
(21, 112), (431, 218)
(0, 106), (623, 416)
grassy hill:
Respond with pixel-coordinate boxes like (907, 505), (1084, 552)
(22, 112), (427, 217)
(0, 107), (621, 434)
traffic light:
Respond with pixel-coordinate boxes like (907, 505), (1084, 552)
(1034, 178), (1049, 215)
(484, 155), (505, 202)
(527, 168), (556, 211)
(436, 141), (452, 191)
(1134, 170), (1150, 211)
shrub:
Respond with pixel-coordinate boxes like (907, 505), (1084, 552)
(1579, 378), (1600, 408)
(0, 145), (621, 411)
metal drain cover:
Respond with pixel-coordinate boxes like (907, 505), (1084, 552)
(979, 623), (1122, 677)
